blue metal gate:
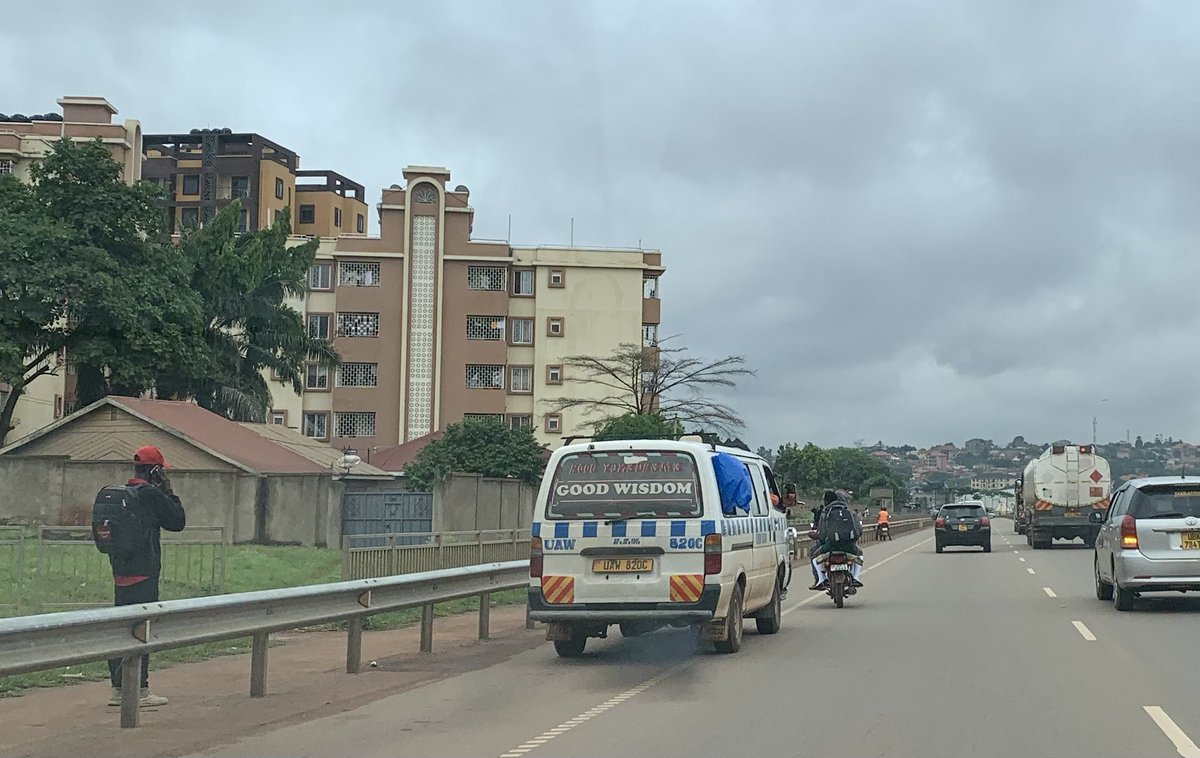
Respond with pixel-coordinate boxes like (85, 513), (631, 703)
(341, 491), (432, 547)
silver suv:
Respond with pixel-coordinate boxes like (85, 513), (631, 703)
(1093, 476), (1200, 611)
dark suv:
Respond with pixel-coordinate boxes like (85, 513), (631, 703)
(935, 502), (992, 553)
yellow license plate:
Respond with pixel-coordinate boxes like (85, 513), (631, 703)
(1181, 532), (1200, 550)
(592, 558), (653, 574)
(958, 525), (968, 532)
(1066, 511), (1080, 518)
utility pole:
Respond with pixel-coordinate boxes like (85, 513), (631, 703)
(1093, 417), (1097, 446)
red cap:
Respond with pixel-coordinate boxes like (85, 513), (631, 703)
(133, 445), (167, 467)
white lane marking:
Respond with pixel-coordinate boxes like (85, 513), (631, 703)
(1019, 558), (1026, 562)
(1072, 621), (1097, 641)
(1144, 706), (1200, 758)
(1013, 550), (1019, 554)
(1043, 587), (1057, 598)
(1026, 568), (1036, 574)
(496, 663), (687, 757)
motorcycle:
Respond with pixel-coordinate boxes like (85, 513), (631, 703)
(822, 552), (858, 608)
(876, 521), (890, 541)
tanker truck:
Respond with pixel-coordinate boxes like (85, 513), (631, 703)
(1022, 443), (1111, 549)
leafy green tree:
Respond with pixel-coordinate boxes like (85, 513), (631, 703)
(0, 139), (205, 444)
(593, 412), (683, 441)
(154, 203), (337, 421)
(405, 418), (547, 490)
(774, 442), (834, 492)
(549, 341), (753, 434)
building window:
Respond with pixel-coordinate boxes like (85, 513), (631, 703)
(309, 263), (332, 290)
(181, 207), (199, 229)
(547, 317), (565, 337)
(512, 269), (535, 296)
(270, 410), (287, 426)
(545, 414), (562, 434)
(509, 366), (533, 394)
(305, 363), (329, 390)
(467, 315), (505, 341)
(0, 159), (12, 175)
(231, 176), (250, 199)
(509, 414), (533, 431)
(337, 362), (378, 387)
(336, 411), (376, 438)
(510, 318), (534, 345)
(463, 413), (504, 425)
(303, 412), (329, 439)
(182, 175), (200, 195)
(337, 312), (380, 337)
(298, 204), (316, 224)
(356, 213), (365, 234)
(339, 261), (380, 287)
(644, 276), (660, 299)
(467, 266), (507, 291)
(275, 177), (285, 199)
(54, 395), (63, 419)
(549, 269), (566, 288)
(307, 313), (331, 340)
(237, 208), (249, 233)
(414, 185), (438, 203)
(546, 365), (563, 385)
(642, 324), (659, 346)
(466, 364), (504, 389)
(334, 207), (343, 228)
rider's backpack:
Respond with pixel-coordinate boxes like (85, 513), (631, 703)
(820, 504), (860, 543)
(91, 485), (152, 558)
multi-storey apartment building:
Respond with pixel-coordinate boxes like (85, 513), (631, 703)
(142, 130), (367, 237)
(268, 166), (664, 450)
(0, 96), (144, 443)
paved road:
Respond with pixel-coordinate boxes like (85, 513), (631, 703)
(191, 522), (1200, 758)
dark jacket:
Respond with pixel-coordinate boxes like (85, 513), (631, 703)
(109, 479), (187, 580)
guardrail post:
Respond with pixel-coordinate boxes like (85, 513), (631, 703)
(346, 617), (363, 674)
(420, 603), (434, 653)
(478, 592), (490, 640)
(120, 656), (141, 728)
(250, 632), (269, 697)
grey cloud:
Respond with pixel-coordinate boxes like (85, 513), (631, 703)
(4, 0), (1200, 449)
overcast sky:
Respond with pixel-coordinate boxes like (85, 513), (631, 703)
(5, 1), (1199, 451)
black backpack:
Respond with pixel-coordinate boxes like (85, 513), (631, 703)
(91, 485), (152, 557)
(819, 504), (860, 543)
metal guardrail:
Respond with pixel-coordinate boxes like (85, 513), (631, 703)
(342, 529), (531, 580)
(0, 560), (529, 728)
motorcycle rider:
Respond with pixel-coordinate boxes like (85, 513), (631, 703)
(875, 504), (890, 539)
(810, 489), (865, 590)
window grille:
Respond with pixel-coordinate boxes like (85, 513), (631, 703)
(337, 312), (379, 337)
(467, 266), (506, 291)
(338, 362), (378, 387)
(466, 364), (504, 389)
(467, 315), (505, 340)
(335, 412), (376, 438)
(339, 262), (380, 287)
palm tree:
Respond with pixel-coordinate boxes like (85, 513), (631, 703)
(157, 203), (338, 421)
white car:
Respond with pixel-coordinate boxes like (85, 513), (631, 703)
(528, 439), (791, 657)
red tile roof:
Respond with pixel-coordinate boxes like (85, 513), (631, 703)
(369, 432), (444, 472)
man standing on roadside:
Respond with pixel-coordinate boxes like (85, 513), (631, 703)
(104, 445), (186, 707)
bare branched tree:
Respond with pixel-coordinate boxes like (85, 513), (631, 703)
(548, 340), (754, 434)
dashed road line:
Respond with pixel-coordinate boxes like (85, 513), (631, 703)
(1019, 557), (1026, 562)
(497, 665), (687, 757)
(1072, 620), (1097, 641)
(1043, 587), (1057, 598)
(1144, 706), (1200, 758)
(1026, 568), (1036, 575)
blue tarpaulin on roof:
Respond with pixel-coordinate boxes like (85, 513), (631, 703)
(712, 452), (752, 515)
